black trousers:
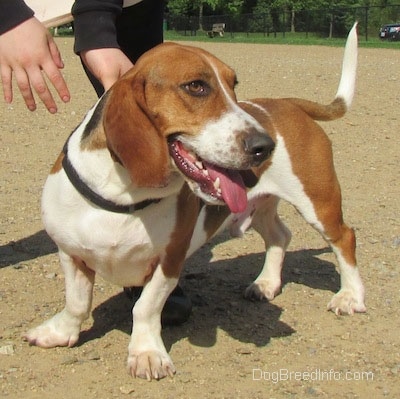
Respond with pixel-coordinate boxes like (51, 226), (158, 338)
(82, 0), (164, 97)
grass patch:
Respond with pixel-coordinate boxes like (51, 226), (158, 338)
(52, 26), (399, 49)
(165, 30), (400, 49)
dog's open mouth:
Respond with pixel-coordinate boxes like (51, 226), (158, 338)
(168, 138), (247, 213)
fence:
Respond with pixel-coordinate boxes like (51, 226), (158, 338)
(166, 5), (400, 41)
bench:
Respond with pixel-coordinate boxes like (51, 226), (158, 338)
(207, 23), (225, 38)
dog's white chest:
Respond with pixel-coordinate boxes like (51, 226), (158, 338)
(42, 173), (178, 286)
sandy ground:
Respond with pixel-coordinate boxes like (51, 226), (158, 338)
(1, 37), (399, 399)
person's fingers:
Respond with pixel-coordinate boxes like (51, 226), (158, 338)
(47, 35), (64, 69)
(13, 67), (37, 111)
(29, 70), (57, 114)
(46, 36), (70, 103)
(47, 38), (70, 103)
(42, 60), (70, 105)
(0, 66), (13, 103)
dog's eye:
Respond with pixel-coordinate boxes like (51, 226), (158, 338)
(183, 80), (209, 97)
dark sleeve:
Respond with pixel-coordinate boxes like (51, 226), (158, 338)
(0, 0), (34, 35)
(72, 0), (123, 54)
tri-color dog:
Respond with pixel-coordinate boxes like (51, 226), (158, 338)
(25, 24), (365, 380)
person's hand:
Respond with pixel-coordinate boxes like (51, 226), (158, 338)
(80, 48), (134, 91)
(0, 17), (70, 113)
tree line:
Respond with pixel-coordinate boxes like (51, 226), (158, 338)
(166, 0), (400, 36)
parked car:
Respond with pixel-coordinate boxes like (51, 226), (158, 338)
(379, 23), (400, 41)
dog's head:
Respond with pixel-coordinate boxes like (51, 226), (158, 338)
(103, 42), (274, 213)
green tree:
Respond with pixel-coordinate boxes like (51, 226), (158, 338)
(268, 0), (323, 32)
(168, 0), (219, 29)
(220, 0), (246, 14)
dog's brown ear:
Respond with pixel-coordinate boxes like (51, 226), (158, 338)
(103, 72), (170, 188)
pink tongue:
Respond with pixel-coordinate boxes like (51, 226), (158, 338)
(206, 163), (247, 213)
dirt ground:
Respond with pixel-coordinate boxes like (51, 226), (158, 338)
(1, 37), (399, 399)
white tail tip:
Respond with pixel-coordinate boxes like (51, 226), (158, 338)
(335, 22), (358, 109)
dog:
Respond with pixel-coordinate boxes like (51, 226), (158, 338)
(24, 23), (365, 380)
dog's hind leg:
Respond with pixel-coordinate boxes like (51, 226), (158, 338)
(24, 251), (95, 348)
(314, 203), (366, 315)
(326, 224), (366, 315)
(293, 181), (366, 315)
(244, 195), (292, 301)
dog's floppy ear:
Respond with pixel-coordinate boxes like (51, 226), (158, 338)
(103, 71), (170, 187)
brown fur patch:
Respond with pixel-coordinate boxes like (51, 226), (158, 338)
(103, 75), (170, 188)
(203, 205), (230, 241)
(50, 152), (64, 174)
(80, 125), (107, 151)
(162, 184), (200, 278)
(285, 97), (347, 121)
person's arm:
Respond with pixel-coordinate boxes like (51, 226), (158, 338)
(72, 0), (133, 91)
(72, 0), (123, 54)
(0, 0), (34, 34)
(0, 0), (70, 113)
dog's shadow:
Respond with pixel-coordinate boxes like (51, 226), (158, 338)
(1, 230), (339, 349)
(79, 235), (340, 351)
(0, 230), (57, 268)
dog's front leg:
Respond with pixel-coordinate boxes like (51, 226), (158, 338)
(243, 196), (291, 301)
(24, 250), (95, 347)
(127, 264), (178, 380)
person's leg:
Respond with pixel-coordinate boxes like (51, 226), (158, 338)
(116, 0), (164, 63)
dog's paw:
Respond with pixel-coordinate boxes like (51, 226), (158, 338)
(127, 350), (176, 381)
(327, 290), (367, 316)
(244, 280), (281, 301)
(23, 312), (80, 348)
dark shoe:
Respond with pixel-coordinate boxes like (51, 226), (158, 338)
(123, 285), (192, 327)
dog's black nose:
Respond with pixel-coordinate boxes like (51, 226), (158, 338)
(243, 132), (275, 166)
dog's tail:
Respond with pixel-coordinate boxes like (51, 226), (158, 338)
(285, 22), (358, 121)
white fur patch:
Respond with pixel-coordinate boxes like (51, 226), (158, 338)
(250, 134), (324, 232)
(335, 23), (358, 109)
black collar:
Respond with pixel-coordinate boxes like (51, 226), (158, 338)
(61, 144), (160, 214)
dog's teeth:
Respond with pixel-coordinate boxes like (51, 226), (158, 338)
(188, 150), (198, 161)
(214, 177), (221, 190)
(203, 169), (209, 176)
(217, 188), (222, 195)
(195, 161), (204, 170)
